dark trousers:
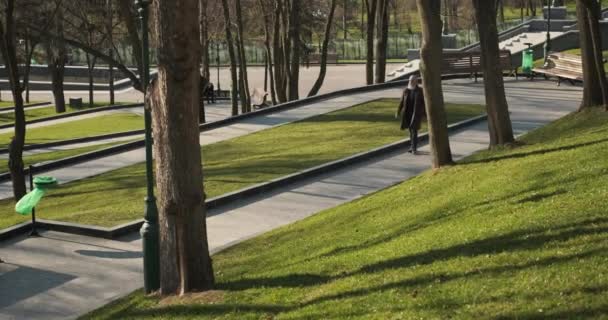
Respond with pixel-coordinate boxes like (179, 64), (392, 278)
(409, 127), (418, 152)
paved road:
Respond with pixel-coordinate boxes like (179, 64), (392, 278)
(0, 89), (404, 200)
(0, 79), (582, 320)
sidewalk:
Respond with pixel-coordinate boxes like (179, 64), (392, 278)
(0, 79), (582, 320)
(0, 89), (403, 200)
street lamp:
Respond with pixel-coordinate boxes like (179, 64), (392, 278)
(544, 0), (552, 65)
(135, 0), (160, 294)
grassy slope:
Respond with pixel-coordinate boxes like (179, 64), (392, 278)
(0, 100), (482, 229)
(0, 141), (131, 174)
(0, 102), (126, 125)
(0, 112), (143, 146)
(84, 107), (608, 320)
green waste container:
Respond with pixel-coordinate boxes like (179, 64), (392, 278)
(522, 44), (535, 74)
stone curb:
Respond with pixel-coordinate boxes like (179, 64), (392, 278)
(0, 101), (52, 112)
(0, 113), (487, 241)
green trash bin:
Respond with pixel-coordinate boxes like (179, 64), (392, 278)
(522, 43), (535, 75)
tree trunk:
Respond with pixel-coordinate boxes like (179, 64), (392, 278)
(579, 0), (608, 109)
(259, 0), (277, 104)
(287, 0), (301, 101)
(0, 0), (27, 199)
(576, 0), (607, 109)
(365, 0), (377, 85)
(86, 55), (97, 107)
(375, 0), (389, 83)
(46, 3), (67, 113)
(416, 0), (453, 168)
(199, 0), (209, 123)
(272, 0), (287, 103)
(23, 38), (37, 104)
(107, 0), (115, 105)
(308, 0), (338, 97)
(235, 0), (251, 112)
(151, 0), (215, 295)
(220, 0), (239, 116)
(473, 0), (515, 146)
(117, 0), (143, 77)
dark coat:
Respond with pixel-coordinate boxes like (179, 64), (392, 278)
(397, 87), (426, 131)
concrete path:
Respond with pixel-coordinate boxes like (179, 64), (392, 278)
(0, 79), (582, 320)
(0, 103), (235, 160)
(0, 89), (403, 200)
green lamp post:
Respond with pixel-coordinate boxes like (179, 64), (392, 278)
(135, 0), (160, 294)
(544, 0), (552, 65)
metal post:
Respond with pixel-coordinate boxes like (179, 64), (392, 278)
(216, 42), (221, 91)
(135, 0), (160, 294)
(28, 165), (39, 237)
(544, 0), (552, 64)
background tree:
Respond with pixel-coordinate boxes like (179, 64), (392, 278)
(308, 0), (338, 97)
(375, 0), (389, 83)
(235, 0), (252, 113)
(0, 0), (27, 198)
(220, 0), (239, 115)
(576, 0), (608, 110)
(364, 0), (377, 85)
(416, 0), (453, 168)
(44, 0), (67, 113)
(473, 0), (515, 146)
(288, 0), (302, 100)
(150, 0), (215, 295)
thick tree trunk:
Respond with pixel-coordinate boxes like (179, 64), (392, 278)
(375, 0), (389, 83)
(473, 0), (515, 146)
(220, 0), (240, 115)
(576, 0), (607, 109)
(151, 0), (215, 295)
(287, 0), (301, 101)
(579, 0), (608, 109)
(0, 0), (26, 199)
(365, 0), (377, 85)
(416, 0), (453, 168)
(308, 0), (338, 97)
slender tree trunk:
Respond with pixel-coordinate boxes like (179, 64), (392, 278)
(86, 55), (97, 107)
(272, 0), (287, 103)
(287, 0), (301, 101)
(473, 0), (515, 146)
(375, 0), (388, 83)
(416, 0), (453, 168)
(47, 3), (67, 113)
(365, 0), (377, 85)
(579, 0), (608, 109)
(576, 0), (606, 109)
(107, 0), (115, 105)
(118, 0), (143, 77)
(259, 0), (277, 104)
(199, 0), (208, 123)
(23, 38), (37, 104)
(220, 0), (239, 115)
(151, 0), (214, 295)
(309, 0), (338, 97)
(0, 0), (26, 199)
(235, 0), (251, 112)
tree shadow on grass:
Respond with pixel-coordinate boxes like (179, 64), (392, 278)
(462, 137), (608, 166)
(126, 303), (289, 318)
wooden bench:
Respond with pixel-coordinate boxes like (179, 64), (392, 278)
(441, 50), (517, 82)
(532, 52), (583, 86)
(251, 88), (270, 109)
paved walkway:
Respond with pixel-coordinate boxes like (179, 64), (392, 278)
(0, 79), (582, 320)
(0, 89), (403, 200)
(0, 103), (236, 160)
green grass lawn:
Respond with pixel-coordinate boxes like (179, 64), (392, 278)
(0, 112), (144, 146)
(0, 102), (126, 125)
(0, 99), (483, 229)
(0, 141), (131, 174)
(83, 106), (608, 320)
(0, 101), (43, 108)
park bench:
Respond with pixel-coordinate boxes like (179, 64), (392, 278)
(441, 50), (517, 82)
(251, 88), (270, 109)
(307, 53), (338, 65)
(532, 52), (583, 86)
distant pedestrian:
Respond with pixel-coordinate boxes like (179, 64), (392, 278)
(396, 74), (426, 155)
(206, 82), (215, 104)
